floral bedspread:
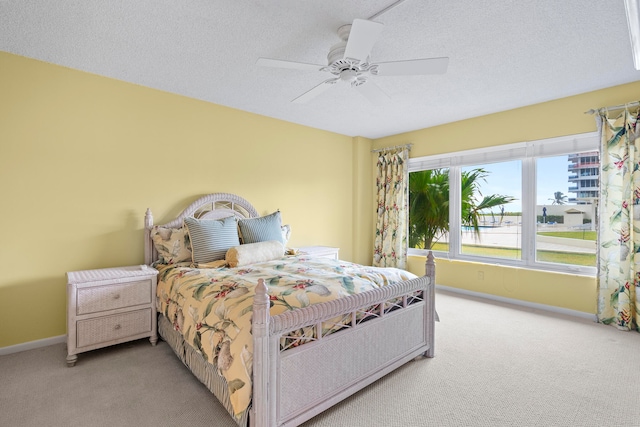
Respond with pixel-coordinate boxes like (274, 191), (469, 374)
(156, 255), (417, 417)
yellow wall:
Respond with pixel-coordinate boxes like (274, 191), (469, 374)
(0, 52), (363, 347)
(351, 136), (374, 266)
(384, 80), (640, 314)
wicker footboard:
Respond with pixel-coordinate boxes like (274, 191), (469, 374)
(159, 273), (432, 427)
(158, 315), (250, 427)
(252, 259), (435, 427)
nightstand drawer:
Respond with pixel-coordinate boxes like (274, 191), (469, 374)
(76, 279), (152, 315)
(76, 308), (152, 348)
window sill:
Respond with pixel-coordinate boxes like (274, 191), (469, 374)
(408, 248), (596, 277)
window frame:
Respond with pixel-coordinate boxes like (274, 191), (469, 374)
(408, 132), (599, 276)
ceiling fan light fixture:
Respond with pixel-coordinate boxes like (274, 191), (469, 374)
(624, 0), (640, 70)
(340, 69), (358, 82)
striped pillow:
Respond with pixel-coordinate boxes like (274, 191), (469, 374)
(238, 211), (284, 245)
(184, 216), (240, 263)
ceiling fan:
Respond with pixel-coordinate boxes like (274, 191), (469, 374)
(256, 13), (449, 104)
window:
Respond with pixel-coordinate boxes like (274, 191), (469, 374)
(408, 167), (450, 252)
(536, 152), (598, 268)
(460, 160), (522, 260)
(408, 133), (599, 275)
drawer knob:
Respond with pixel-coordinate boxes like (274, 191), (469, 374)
(113, 294), (121, 300)
(114, 324), (121, 330)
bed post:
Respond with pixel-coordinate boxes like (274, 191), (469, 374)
(144, 208), (154, 266)
(252, 279), (270, 427)
(424, 250), (436, 358)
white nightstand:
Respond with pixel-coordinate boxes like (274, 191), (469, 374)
(66, 265), (158, 367)
(298, 246), (340, 260)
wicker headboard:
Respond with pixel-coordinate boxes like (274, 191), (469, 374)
(144, 193), (259, 265)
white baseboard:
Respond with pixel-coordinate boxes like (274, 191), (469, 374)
(0, 335), (66, 356)
(436, 285), (598, 321)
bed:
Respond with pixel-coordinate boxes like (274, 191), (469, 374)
(143, 193), (436, 427)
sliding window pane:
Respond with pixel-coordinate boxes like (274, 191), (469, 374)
(408, 168), (450, 252)
(460, 161), (521, 259)
(536, 153), (598, 267)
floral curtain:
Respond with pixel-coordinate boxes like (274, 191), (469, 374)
(373, 147), (409, 269)
(597, 105), (640, 332)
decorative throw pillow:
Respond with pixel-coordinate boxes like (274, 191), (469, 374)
(184, 216), (240, 264)
(150, 226), (192, 264)
(281, 224), (291, 246)
(226, 240), (285, 268)
(238, 211), (284, 244)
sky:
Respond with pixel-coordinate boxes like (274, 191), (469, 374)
(461, 155), (570, 213)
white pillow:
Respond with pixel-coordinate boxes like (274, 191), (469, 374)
(226, 240), (285, 268)
(281, 224), (291, 246)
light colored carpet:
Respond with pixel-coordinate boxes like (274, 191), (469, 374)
(1, 290), (639, 427)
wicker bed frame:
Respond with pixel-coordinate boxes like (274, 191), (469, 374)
(144, 193), (436, 427)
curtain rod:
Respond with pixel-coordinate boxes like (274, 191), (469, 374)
(371, 143), (413, 153)
(584, 100), (640, 115)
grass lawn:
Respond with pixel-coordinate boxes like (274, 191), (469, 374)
(537, 230), (596, 240)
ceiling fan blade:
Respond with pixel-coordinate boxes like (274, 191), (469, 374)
(343, 19), (384, 63)
(355, 81), (390, 104)
(292, 78), (339, 103)
(375, 57), (449, 76)
(256, 57), (325, 72)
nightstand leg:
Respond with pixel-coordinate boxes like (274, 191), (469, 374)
(66, 354), (78, 367)
(150, 335), (158, 346)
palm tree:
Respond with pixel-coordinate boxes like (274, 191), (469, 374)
(409, 168), (516, 249)
(409, 169), (449, 250)
(549, 191), (567, 205)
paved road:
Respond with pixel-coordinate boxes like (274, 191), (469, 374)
(458, 224), (595, 254)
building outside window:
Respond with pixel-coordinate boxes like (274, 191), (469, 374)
(567, 151), (600, 203)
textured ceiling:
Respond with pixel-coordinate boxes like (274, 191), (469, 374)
(1, 0), (639, 138)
